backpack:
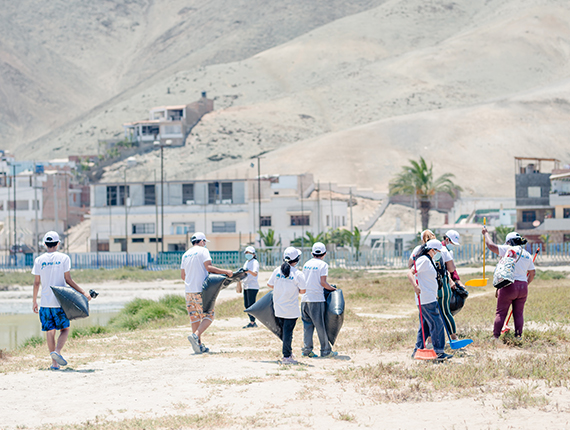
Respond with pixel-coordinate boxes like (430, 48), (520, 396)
(493, 246), (523, 290)
(413, 245), (445, 290)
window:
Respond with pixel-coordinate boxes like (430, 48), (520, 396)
(394, 238), (403, 257)
(208, 182), (218, 204)
(183, 183), (194, 203)
(290, 215), (310, 226)
(212, 221), (236, 233)
(260, 216), (272, 227)
(326, 215), (330, 227)
(564, 208), (570, 219)
(172, 222), (195, 235)
(131, 238), (144, 243)
(564, 234), (570, 243)
(163, 124), (181, 134)
(114, 238), (126, 252)
(522, 211), (536, 223)
(144, 185), (156, 205)
(141, 125), (159, 136)
(8, 200), (29, 210)
(168, 243), (186, 251)
(97, 241), (109, 252)
(149, 237), (162, 243)
(107, 185), (129, 206)
(132, 223), (155, 234)
(528, 186), (541, 198)
(221, 182), (232, 202)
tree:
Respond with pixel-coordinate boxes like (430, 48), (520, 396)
(495, 226), (514, 244)
(259, 229), (281, 247)
(290, 232), (326, 247)
(389, 157), (462, 230)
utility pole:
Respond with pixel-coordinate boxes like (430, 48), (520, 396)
(257, 156), (261, 245)
(317, 181), (321, 234)
(13, 164), (16, 254)
(124, 169), (128, 261)
(350, 187), (354, 251)
(65, 174), (69, 254)
(54, 174), (59, 234)
(300, 174), (305, 249)
(329, 182), (334, 229)
(154, 170), (158, 255)
(33, 164), (39, 252)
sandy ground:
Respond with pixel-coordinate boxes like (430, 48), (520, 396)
(2, 270), (570, 429)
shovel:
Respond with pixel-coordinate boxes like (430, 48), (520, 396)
(465, 217), (488, 287)
(413, 261), (437, 360)
(502, 247), (540, 334)
(437, 300), (473, 349)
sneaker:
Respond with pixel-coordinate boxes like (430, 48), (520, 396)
(281, 356), (298, 365)
(188, 334), (202, 354)
(243, 322), (258, 329)
(199, 344), (210, 353)
(302, 351), (318, 358)
(50, 352), (67, 366)
(321, 351), (338, 358)
(436, 352), (453, 361)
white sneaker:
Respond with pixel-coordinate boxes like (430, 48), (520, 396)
(281, 356), (298, 365)
(188, 334), (201, 354)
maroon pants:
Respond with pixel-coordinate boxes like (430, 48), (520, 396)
(493, 280), (528, 338)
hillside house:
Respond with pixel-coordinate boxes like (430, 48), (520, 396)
(123, 92), (214, 147)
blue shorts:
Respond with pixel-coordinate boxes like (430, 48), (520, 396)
(39, 307), (70, 331)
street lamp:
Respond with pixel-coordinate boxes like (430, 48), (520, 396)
(154, 139), (171, 253)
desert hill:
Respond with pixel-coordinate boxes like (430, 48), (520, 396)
(5, 0), (570, 197)
(1, 0), (385, 150)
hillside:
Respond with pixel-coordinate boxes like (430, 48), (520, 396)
(4, 0), (570, 197)
(0, 0), (385, 150)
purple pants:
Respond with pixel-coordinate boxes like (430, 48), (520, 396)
(493, 280), (528, 338)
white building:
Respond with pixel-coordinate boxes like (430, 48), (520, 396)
(90, 174), (348, 252)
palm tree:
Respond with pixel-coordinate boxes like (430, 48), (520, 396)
(290, 232), (326, 247)
(389, 157), (462, 230)
(259, 229), (281, 247)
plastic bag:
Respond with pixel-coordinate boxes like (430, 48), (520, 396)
(50, 286), (90, 320)
(449, 282), (469, 316)
(244, 291), (282, 339)
(202, 269), (247, 314)
(324, 288), (345, 345)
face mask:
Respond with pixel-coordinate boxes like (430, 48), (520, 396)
(446, 244), (454, 252)
(433, 251), (442, 261)
(245, 253), (254, 260)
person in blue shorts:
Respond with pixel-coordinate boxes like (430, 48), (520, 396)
(32, 231), (91, 370)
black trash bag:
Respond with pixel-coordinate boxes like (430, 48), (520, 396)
(202, 269), (246, 314)
(324, 288), (345, 345)
(450, 282), (469, 316)
(50, 286), (90, 320)
(244, 291), (282, 340)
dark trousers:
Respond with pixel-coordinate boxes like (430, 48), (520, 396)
(414, 301), (446, 354)
(243, 289), (258, 322)
(276, 317), (297, 358)
(494, 280), (528, 338)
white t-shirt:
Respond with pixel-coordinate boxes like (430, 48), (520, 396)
(498, 245), (535, 282)
(414, 255), (438, 305)
(301, 258), (328, 303)
(180, 246), (211, 293)
(242, 259), (260, 290)
(32, 251), (71, 308)
(268, 266), (306, 319)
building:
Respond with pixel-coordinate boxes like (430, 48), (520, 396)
(0, 156), (89, 251)
(122, 92), (214, 147)
(531, 167), (570, 243)
(89, 174), (348, 252)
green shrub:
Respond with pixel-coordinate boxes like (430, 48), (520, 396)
(71, 325), (108, 339)
(534, 270), (567, 281)
(20, 335), (44, 349)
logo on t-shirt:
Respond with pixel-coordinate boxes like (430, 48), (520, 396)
(41, 261), (61, 269)
(276, 273), (294, 280)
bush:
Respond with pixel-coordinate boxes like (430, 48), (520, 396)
(109, 295), (186, 330)
(71, 325), (108, 339)
(20, 335), (44, 349)
(534, 270), (567, 281)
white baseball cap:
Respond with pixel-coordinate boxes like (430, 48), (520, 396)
(43, 231), (60, 244)
(505, 232), (521, 244)
(245, 246), (256, 254)
(445, 230), (461, 245)
(312, 242), (326, 255)
(425, 239), (443, 251)
(191, 232), (210, 242)
(283, 247), (301, 261)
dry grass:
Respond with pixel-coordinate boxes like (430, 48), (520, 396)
(3, 271), (570, 428)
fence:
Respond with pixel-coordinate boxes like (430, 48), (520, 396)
(1, 242), (568, 271)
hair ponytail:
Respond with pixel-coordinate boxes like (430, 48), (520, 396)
(280, 255), (300, 278)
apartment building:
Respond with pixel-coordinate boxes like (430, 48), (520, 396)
(89, 174), (348, 252)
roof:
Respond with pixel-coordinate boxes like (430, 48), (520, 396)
(150, 105), (187, 111)
(550, 172), (570, 181)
